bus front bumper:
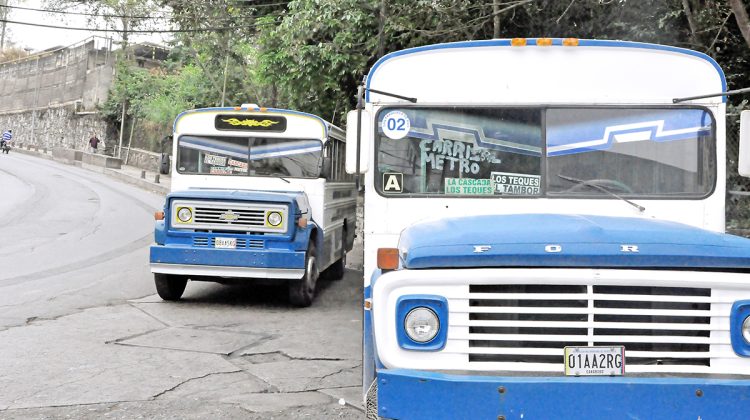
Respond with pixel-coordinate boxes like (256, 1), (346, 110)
(376, 368), (750, 420)
(149, 245), (306, 279)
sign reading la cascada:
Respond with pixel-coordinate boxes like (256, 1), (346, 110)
(214, 114), (287, 132)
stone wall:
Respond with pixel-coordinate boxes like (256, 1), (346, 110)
(0, 106), (111, 153)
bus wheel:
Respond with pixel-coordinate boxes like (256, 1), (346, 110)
(289, 244), (318, 307)
(154, 273), (187, 301)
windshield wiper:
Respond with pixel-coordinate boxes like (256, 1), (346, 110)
(557, 174), (645, 213)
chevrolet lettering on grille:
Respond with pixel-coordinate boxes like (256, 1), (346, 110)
(219, 210), (240, 222)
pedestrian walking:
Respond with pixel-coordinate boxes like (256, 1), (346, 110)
(88, 133), (100, 154)
(1, 129), (12, 154)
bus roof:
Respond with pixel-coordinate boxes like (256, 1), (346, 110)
(173, 106), (345, 141)
(365, 39), (726, 105)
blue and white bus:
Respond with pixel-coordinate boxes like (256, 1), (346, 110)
(347, 38), (750, 418)
(150, 105), (356, 306)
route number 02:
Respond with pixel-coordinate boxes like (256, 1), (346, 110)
(382, 111), (410, 140)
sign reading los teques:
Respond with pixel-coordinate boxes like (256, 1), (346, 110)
(215, 114), (287, 132)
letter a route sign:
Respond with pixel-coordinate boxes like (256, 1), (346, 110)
(383, 173), (403, 193)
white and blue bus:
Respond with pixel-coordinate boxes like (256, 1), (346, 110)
(150, 105), (356, 306)
(347, 38), (750, 418)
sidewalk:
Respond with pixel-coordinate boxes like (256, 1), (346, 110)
(11, 145), (170, 195)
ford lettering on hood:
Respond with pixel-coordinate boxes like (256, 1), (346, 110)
(398, 214), (750, 270)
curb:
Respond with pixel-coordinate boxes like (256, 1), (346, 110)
(10, 146), (169, 196)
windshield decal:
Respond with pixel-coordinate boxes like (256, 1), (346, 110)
(491, 172), (541, 195)
(547, 109), (711, 156)
(445, 178), (494, 195)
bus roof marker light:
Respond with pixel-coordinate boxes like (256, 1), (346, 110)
(536, 38), (553, 47)
(511, 38), (527, 47)
(377, 248), (399, 270)
(562, 38), (579, 47)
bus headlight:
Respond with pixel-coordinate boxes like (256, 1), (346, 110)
(743, 317), (750, 343)
(396, 295), (448, 351)
(404, 307), (439, 343)
(266, 211), (283, 227)
(176, 207), (193, 223)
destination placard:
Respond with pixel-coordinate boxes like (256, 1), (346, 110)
(491, 171), (541, 196)
(444, 178), (494, 195)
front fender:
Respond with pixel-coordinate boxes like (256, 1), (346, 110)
(154, 220), (166, 244)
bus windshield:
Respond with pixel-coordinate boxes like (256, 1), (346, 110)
(375, 107), (715, 198)
(177, 135), (323, 178)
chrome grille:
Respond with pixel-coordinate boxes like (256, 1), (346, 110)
(171, 199), (288, 233)
(467, 284), (712, 368)
(194, 207), (265, 227)
(193, 237), (209, 247)
(248, 239), (264, 248)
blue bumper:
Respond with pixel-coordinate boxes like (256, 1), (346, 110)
(377, 369), (750, 420)
(150, 245), (305, 270)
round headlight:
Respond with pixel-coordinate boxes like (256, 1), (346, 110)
(267, 211), (282, 227)
(177, 207), (192, 223)
(742, 317), (750, 343)
(404, 307), (439, 343)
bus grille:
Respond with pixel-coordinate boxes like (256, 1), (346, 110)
(194, 207), (265, 227)
(171, 200), (288, 233)
(467, 284), (713, 368)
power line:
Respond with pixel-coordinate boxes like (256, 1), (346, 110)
(0, 2), (289, 21)
(0, 17), (279, 33)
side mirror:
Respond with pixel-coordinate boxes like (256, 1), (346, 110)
(740, 110), (750, 177)
(346, 109), (371, 174)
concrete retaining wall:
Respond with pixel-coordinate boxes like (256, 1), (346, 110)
(124, 147), (161, 172)
(82, 153), (122, 169)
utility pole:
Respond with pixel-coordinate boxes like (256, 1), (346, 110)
(493, 0), (500, 39)
(0, 0), (8, 50)
(117, 16), (129, 158)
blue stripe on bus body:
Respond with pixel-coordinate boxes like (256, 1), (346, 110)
(376, 369), (750, 420)
(365, 39), (726, 103)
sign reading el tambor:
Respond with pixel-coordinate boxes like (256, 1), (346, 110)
(215, 114), (287, 132)
(491, 171), (541, 196)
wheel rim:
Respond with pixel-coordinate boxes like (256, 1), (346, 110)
(306, 256), (318, 296)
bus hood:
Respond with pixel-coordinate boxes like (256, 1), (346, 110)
(398, 214), (750, 270)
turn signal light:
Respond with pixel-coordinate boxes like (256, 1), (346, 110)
(154, 211), (165, 220)
(536, 38), (553, 46)
(297, 217), (308, 228)
(377, 248), (400, 270)
(511, 38), (527, 47)
(563, 38), (579, 46)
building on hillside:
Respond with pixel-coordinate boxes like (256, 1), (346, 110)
(0, 37), (169, 153)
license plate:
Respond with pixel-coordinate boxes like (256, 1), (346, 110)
(214, 237), (237, 249)
(564, 346), (625, 376)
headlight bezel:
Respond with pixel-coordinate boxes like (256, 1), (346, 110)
(396, 295), (448, 351)
(730, 300), (750, 357)
(266, 210), (283, 227)
(175, 206), (193, 223)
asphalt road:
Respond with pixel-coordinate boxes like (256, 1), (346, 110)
(0, 152), (364, 419)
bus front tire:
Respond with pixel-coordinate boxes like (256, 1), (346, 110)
(154, 273), (187, 301)
(289, 244), (318, 307)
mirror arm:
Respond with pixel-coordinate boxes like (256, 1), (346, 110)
(355, 84), (364, 189)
